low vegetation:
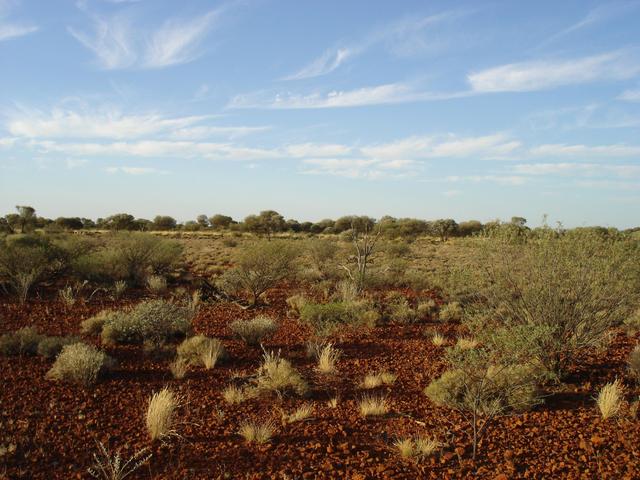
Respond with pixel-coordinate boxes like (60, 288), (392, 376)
(46, 343), (111, 386)
(229, 316), (278, 346)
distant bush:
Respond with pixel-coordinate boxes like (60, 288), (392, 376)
(229, 316), (278, 346)
(0, 327), (43, 355)
(37, 336), (81, 359)
(299, 300), (379, 337)
(176, 335), (226, 369)
(46, 343), (111, 386)
(101, 300), (194, 347)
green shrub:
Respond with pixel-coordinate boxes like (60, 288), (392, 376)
(177, 335), (226, 368)
(385, 292), (416, 323)
(0, 327), (43, 355)
(220, 240), (299, 306)
(299, 300), (379, 337)
(37, 336), (81, 359)
(230, 316), (278, 346)
(101, 300), (194, 347)
(46, 343), (110, 386)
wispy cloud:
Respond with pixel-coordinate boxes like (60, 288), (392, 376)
(445, 175), (526, 186)
(69, 7), (222, 70)
(468, 50), (640, 93)
(230, 82), (468, 109)
(106, 166), (169, 175)
(618, 88), (640, 101)
(0, 0), (37, 42)
(514, 162), (640, 179)
(282, 9), (471, 80)
(529, 143), (640, 157)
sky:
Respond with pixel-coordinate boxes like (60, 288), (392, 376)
(1, 0), (639, 228)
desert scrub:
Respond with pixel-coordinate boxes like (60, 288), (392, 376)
(80, 309), (122, 335)
(176, 335), (226, 368)
(360, 371), (396, 389)
(393, 435), (441, 460)
(101, 299), (194, 347)
(596, 379), (624, 420)
(238, 419), (275, 444)
(169, 357), (188, 379)
(87, 441), (152, 480)
(37, 336), (81, 359)
(222, 385), (254, 404)
(286, 294), (307, 316)
(629, 345), (640, 381)
(146, 387), (182, 441)
(438, 302), (463, 322)
(299, 300), (379, 337)
(46, 343), (111, 386)
(384, 292), (416, 324)
(283, 404), (313, 423)
(0, 327), (43, 355)
(229, 316), (278, 346)
(146, 275), (167, 294)
(431, 332), (447, 347)
(254, 350), (308, 397)
(416, 298), (438, 318)
(358, 394), (389, 417)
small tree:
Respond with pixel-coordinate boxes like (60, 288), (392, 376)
(221, 240), (299, 306)
(430, 219), (458, 241)
(339, 220), (380, 292)
(244, 210), (286, 240)
(152, 216), (177, 231)
(209, 214), (233, 230)
(196, 214), (209, 228)
(14, 206), (37, 233)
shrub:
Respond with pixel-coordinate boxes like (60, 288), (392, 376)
(286, 294), (308, 316)
(220, 240), (299, 306)
(358, 394), (389, 417)
(596, 379), (624, 420)
(417, 299), (438, 319)
(37, 336), (81, 359)
(81, 309), (121, 335)
(58, 286), (76, 308)
(431, 333), (447, 347)
(87, 441), (152, 480)
(315, 342), (341, 374)
(101, 300), (194, 347)
(146, 275), (167, 294)
(46, 343), (110, 386)
(229, 316), (278, 346)
(146, 387), (181, 441)
(439, 302), (463, 322)
(176, 335), (226, 369)
(238, 419), (275, 444)
(0, 327), (43, 355)
(254, 350), (308, 397)
(299, 300), (379, 337)
(385, 293), (416, 324)
(629, 345), (640, 381)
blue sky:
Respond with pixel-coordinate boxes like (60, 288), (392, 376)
(1, 0), (639, 227)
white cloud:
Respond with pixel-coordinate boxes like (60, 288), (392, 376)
(446, 175), (526, 186)
(69, 8), (220, 70)
(515, 162), (640, 178)
(106, 166), (168, 175)
(529, 143), (640, 157)
(618, 88), (640, 101)
(285, 142), (351, 157)
(170, 125), (271, 140)
(283, 47), (356, 80)
(0, 137), (17, 147)
(0, 0), (38, 41)
(300, 157), (413, 180)
(468, 51), (640, 93)
(230, 83), (468, 109)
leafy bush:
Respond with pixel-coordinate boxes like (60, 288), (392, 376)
(229, 316), (278, 346)
(37, 336), (81, 359)
(299, 300), (379, 337)
(0, 327), (43, 355)
(46, 343), (110, 386)
(220, 240), (299, 305)
(101, 300), (194, 347)
(176, 335), (226, 368)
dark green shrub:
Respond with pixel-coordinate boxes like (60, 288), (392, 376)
(37, 336), (81, 359)
(0, 327), (44, 355)
(299, 300), (379, 337)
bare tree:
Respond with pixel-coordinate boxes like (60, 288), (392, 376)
(339, 220), (381, 292)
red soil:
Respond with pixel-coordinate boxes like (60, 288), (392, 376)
(1, 288), (639, 479)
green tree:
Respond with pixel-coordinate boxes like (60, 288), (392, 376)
(209, 214), (233, 229)
(153, 215), (177, 231)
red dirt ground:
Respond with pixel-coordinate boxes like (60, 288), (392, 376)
(1, 287), (639, 479)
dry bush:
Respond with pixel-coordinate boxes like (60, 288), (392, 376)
(112, 280), (128, 299)
(385, 292), (416, 324)
(629, 345), (640, 381)
(146, 275), (167, 294)
(238, 419), (275, 444)
(596, 379), (624, 420)
(359, 394), (389, 417)
(169, 358), (188, 379)
(46, 343), (110, 386)
(0, 327), (43, 355)
(439, 302), (463, 322)
(229, 316), (278, 346)
(360, 371), (396, 389)
(393, 438), (415, 459)
(326, 397), (339, 408)
(81, 309), (122, 336)
(87, 441), (151, 480)
(315, 342), (341, 374)
(455, 337), (479, 350)
(146, 387), (181, 441)
(36, 336), (80, 359)
(417, 299), (438, 319)
(431, 333), (447, 347)
(284, 404), (313, 423)
(254, 350), (308, 397)
(176, 335), (226, 369)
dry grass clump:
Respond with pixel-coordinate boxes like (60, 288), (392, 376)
(254, 350), (308, 397)
(283, 404), (313, 423)
(238, 419), (275, 444)
(359, 394), (389, 417)
(146, 275), (167, 294)
(431, 333), (447, 347)
(417, 298), (438, 318)
(87, 441), (152, 480)
(629, 345), (640, 381)
(360, 371), (396, 389)
(230, 316), (278, 346)
(327, 397), (339, 408)
(46, 343), (110, 386)
(222, 385), (252, 404)
(169, 357), (188, 379)
(455, 337), (479, 350)
(315, 342), (341, 374)
(439, 302), (463, 322)
(176, 335), (226, 369)
(58, 286), (76, 308)
(112, 280), (127, 299)
(146, 387), (182, 441)
(385, 292), (416, 324)
(596, 379), (624, 420)
(393, 435), (442, 460)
